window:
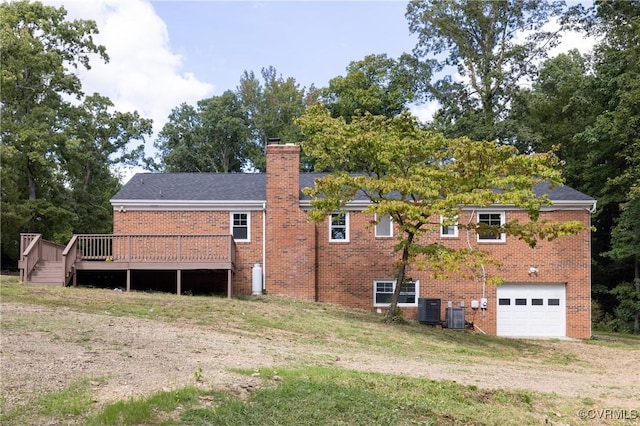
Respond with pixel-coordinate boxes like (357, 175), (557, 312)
(440, 215), (458, 238)
(231, 212), (250, 241)
(375, 213), (393, 237)
(515, 298), (527, 306)
(532, 298), (543, 306)
(498, 298), (511, 305)
(330, 212), (349, 242)
(548, 298), (560, 306)
(477, 211), (505, 242)
(374, 280), (418, 306)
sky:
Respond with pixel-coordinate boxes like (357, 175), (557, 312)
(44, 0), (595, 179)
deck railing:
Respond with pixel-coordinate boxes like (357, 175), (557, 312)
(19, 234), (66, 282)
(20, 234), (41, 282)
(73, 234), (236, 264)
(62, 235), (79, 285)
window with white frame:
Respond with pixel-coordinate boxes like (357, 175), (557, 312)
(329, 212), (349, 242)
(477, 211), (505, 242)
(440, 215), (458, 238)
(374, 279), (419, 306)
(375, 213), (393, 237)
(231, 212), (250, 241)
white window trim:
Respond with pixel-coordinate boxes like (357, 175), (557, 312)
(440, 215), (458, 238)
(230, 211), (250, 242)
(374, 213), (393, 238)
(373, 279), (419, 307)
(477, 211), (506, 243)
(329, 212), (349, 242)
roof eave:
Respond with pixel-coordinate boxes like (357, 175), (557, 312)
(299, 199), (597, 212)
(110, 199), (266, 211)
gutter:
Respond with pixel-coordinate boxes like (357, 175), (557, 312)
(110, 199), (266, 211)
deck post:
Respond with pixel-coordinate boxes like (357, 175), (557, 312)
(227, 269), (232, 298)
(72, 272), (77, 287)
(176, 270), (181, 295)
(126, 269), (131, 292)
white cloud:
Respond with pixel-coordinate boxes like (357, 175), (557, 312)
(45, 0), (214, 142)
(410, 102), (440, 124)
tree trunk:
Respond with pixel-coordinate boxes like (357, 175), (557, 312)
(27, 158), (37, 201)
(634, 256), (639, 334)
(385, 232), (414, 323)
(82, 166), (92, 192)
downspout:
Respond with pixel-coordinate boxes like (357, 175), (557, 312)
(587, 200), (597, 336)
(262, 201), (266, 293)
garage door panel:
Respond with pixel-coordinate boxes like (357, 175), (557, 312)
(496, 284), (566, 337)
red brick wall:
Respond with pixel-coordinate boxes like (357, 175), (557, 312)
(112, 146), (592, 339)
(113, 209), (264, 296)
(265, 143), (317, 300)
(312, 208), (592, 338)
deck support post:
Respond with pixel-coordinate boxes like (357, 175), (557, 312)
(72, 273), (77, 287)
(176, 270), (181, 295)
(227, 269), (232, 298)
(126, 269), (131, 292)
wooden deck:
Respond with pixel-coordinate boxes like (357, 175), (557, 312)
(19, 234), (237, 295)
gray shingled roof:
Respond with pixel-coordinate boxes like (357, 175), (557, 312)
(113, 172), (594, 202)
(113, 173), (267, 201)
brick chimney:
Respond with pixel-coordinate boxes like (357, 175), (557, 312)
(265, 140), (316, 299)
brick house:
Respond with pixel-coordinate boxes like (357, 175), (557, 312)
(106, 142), (596, 339)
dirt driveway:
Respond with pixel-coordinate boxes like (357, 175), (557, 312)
(1, 302), (639, 415)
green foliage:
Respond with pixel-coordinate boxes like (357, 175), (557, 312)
(176, 367), (558, 426)
(237, 66), (309, 170)
(406, 0), (567, 141)
(297, 105), (586, 320)
(0, 1), (152, 266)
(86, 387), (202, 426)
(320, 53), (418, 121)
(37, 379), (93, 417)
(1, 378), (94, 424)
(505, 1), (640, 332)
(153, 91), (250, 172)
(194, 367), (204, 383)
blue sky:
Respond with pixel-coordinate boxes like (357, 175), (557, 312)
(151, 1), (417, 94)
(45, 0), (594, 180)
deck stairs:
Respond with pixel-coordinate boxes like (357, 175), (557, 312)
(27, 260), (64, 285)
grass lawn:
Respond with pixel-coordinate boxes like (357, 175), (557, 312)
(1, 276), (638, 425)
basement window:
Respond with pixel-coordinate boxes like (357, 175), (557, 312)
(374, 280), (418, 307)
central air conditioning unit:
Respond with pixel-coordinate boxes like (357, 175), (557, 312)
(446, 307), (465, 330)
(418, 298), (441, 325)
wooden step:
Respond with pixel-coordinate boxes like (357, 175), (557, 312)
(27, 260), (64, 285)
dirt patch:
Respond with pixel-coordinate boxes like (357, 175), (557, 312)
(1, 302), (638, 414)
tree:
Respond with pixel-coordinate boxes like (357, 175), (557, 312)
(0, 0), (107, 201)
(62, 94), (152, 232)
(320, 54), (418, 121)
(237, 67), (308, 170)
(297, 105), (586, 322)
(154, 91), (250, 173)
(406, 0), (567, 141)
(1, 1), (151, 265)
(583, 0), (640, 332)
(508, 50), (598, 180)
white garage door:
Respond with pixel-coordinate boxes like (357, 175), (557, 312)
(496, 284), (566, 337)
